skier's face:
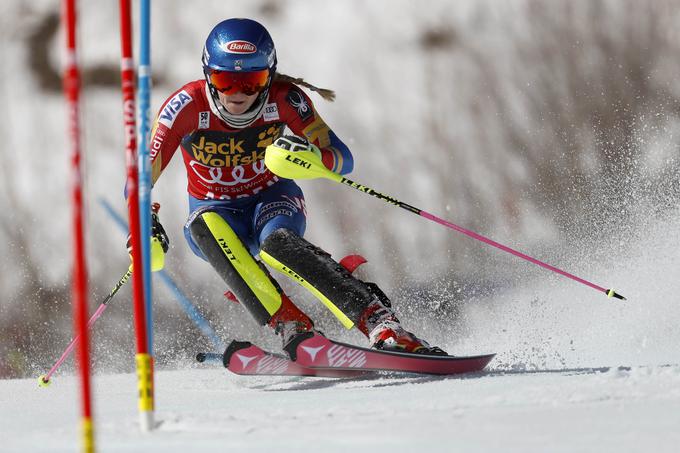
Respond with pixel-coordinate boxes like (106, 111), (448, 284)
(217, 91), (259, 115)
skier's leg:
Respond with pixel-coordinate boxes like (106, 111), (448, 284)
(253, 181), (371, 328)
(259, 228), (372, 328)
(356, 282), (446, 355)
(248, 179), (319, 344)
(259, 228), (446, 354)
(186, 208), (312, 333)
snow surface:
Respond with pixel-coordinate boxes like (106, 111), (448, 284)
(2, 0), (680, 451)
(3, 364), (680, 453)
(4, 206), (679, 452)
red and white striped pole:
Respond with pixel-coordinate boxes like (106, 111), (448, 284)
(118, 0), (154, 431)
(62, 0), (95, 450)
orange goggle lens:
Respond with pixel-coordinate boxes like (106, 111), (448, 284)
(207, 69), (270, 96)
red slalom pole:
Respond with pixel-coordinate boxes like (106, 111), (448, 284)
(62, 0), (95, 451)
(118, 0), (154, 431)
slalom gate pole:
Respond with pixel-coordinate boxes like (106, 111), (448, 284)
(264, 145), (626, 301)
(155, 272), (226, 350)
(118, 0), (154, 431)
(99, 198), (225, 350)
(62, 0), (95, 451)
(39, 269), (132, 387)
(137, 0), (154, 357)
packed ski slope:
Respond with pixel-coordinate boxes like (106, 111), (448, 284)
(3, 209), (680, 453)
(3, 363), (679, 452)
(3, 1), (680, 451)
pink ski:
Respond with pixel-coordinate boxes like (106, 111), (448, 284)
(291, 334), (495, 375)
(210, 340), (369, 378)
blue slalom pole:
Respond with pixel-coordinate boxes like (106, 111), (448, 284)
(137, 0), (153, 355)
(155, 272), (225, 350)
(100, 198), (224, 350)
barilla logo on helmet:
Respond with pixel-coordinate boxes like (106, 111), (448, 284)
(223, 40), (257, 54)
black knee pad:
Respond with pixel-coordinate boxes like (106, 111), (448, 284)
(260, 228), (373, 323)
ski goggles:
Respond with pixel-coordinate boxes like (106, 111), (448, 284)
(206, 69), (271, 96)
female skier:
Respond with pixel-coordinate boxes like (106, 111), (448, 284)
(145, 18), (445, 356)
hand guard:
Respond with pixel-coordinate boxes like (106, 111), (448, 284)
(127, 203), (169, 272)
(272, 135), (322, 159)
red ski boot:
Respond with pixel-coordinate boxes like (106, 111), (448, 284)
(358, 283), (447, 356)
(268, 293), (316, 350)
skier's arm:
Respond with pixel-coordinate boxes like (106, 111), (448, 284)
(124, 88), (193, 267)
(122, 120), (176, 272)
(282, 87), (353, 175)
(306, 125), (353, 175)
(149, 87), (197, 185)
(149, 116), (184, 186)
(125, 203), (169, 271)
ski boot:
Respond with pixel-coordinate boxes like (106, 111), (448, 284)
(268, 293), (318, 357)
(358, 283), (447, 356)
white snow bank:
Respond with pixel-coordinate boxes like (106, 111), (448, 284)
(3, 364), (679, 452)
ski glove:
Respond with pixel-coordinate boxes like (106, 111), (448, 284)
(126, 202), (169, 272)
(272, 135), (322, 160)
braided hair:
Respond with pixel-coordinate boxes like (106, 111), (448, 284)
(274, 72), (336, 102)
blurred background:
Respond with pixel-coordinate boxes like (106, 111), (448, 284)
(1, 0), (679, 379)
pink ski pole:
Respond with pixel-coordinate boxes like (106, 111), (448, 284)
(264, 145), (626, 301)
(345, 179), (626, 300)
(39, 269), (132, 386)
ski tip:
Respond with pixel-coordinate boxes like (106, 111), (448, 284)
(606, 289), (626, 300)
(196, 353), (207, 363)
(38, 375), (51, 388)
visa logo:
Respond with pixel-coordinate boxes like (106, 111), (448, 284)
(158, 90), (192, 127)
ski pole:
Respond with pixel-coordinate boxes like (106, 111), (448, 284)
(195, 352), (222, 364)
(39, 269), (133, 387)
(99, 197), (225, 350)
(264, 145), (626, 301)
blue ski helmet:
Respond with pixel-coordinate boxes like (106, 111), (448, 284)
(202, 18), (277, 73)
(202, 18), (277, 128)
